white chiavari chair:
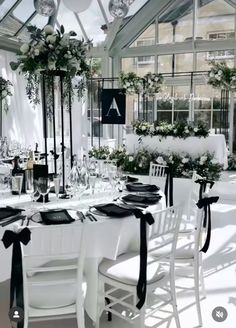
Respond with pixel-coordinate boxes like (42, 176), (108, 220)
(21, 222), (86, 328)
(95, 203), (184, 328)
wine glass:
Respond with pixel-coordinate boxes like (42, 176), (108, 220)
(37, 177), (50, 209)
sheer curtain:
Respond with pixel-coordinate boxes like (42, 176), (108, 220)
(0, 49), (43, 151)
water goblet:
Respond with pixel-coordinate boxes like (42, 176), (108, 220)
(38, 177), (50, 209)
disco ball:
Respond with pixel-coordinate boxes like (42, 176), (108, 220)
(34, 0), (57, 17)
(108, 0), (129, 18)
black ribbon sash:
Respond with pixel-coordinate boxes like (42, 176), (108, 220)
(195, 178), (214, 200)
(196, 196), (219, 253)
(132, 208), (154, 309)
(2, 227), (31, 328)
(164, 167), (173, 207)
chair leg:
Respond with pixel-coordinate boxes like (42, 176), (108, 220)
(105, 297), (112, 321)
(139, 304), (146, 328)
(194, 263), (203, 327)
(170, 271), (181, 328)
(76, 304), (85, 328)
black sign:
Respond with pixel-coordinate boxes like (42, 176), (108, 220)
(101, 89), (126, 124)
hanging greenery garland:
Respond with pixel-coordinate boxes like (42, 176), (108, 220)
(0, 77), (13, 111)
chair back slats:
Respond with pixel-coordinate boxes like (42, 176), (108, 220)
(149, 162), (168, 179)
(21, 223), (84, 272)
(148, 204), (183, 255)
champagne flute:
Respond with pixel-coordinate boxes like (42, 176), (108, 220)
(38, 177), (50, 209)
(53, 175), (61, 206)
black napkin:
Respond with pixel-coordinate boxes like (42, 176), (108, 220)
(122, 194), (161, 205)
(126, 183), (159, 192)
(93, 203), (133, 218)
(126, 176), (139, 183)
(40, 209), (75, 225)
(0, 208), (23, 227)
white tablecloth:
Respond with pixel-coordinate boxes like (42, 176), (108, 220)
(0, 188), (165, 322)
(126, 133), (228, 169)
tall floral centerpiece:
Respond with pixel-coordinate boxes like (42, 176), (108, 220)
(10, 24), (90, 105)
(208, 61), (236, 91)
(0, 77), (13, 111)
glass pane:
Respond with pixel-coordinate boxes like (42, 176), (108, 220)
(175, 53), (193, 72)
(129, 21), (155, 47)
(196, 0), (235, 41)
(0, 0), (16, 19)
(158, 55), (172, 73)
(174, 111), (189, 121)
(158, 0), (193, 44)
(196, 50), (234, 71)
(121, 57), (155, 76)
(30, 14), (48, 29)
(157, 86), (173, 111)
(194, 111), (211, 128)
(156, 111), (172, 123)
(13, 0), (35, 21)
(0, 15), (21, 36)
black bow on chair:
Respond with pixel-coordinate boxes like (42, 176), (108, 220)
(2, 227), (31, 328)
(195, 178), (215, 200)
(164, 167), (173, 207)
(132, 208), (154, 309)
(196, 196), (219, 253)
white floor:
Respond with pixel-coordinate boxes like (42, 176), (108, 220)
(1, 171), (236, 328)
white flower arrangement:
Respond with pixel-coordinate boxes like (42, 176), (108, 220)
(0, 77), (13, 111)
(10, 25), (90, 105)
(143, 72), (163, 96)
(119, 72), (142, 94)
(208, 61), (236, 91)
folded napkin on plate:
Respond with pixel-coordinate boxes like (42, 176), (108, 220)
(126, 183), (159, 192)
(93, 203), (133, 218)
(126, 176), (139, 183)
(122, 193), (162, 205)
(40, 209), (75, 225)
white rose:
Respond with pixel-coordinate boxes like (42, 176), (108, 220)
(169, 155), (173, 161)
(200, 156), (207, 162)
(182, 157), (189, 164)
(193, 127), (198, 132)
(20, 43), (29, 54)
(216, 76), (221, 81)
(185, 129), (189, 133)
(48, 61), (56, 70)
(34, 49), (40, 56)
(1, 90), (7, 97)
(141, 126), (146, 131)
(44, 25), (54, 35)
(209, 72), (215, 78)
(218, 70), (223, 76)
(46, 35), (57, 44)
(139, 163), (143, 168)
(60, 34), (70, 46)
(128, 156), (134, 162)
(126, 82), (130, 87)
(154, 77), (159, 81)
(155, 126), (159, 131)
(157, 156), (163, 164)
(173, 129), (177, 134)
(211, 158), (218, 165)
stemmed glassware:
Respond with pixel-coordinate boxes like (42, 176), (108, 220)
(53, 175), (61, 206)
(37, 177), (50, 209)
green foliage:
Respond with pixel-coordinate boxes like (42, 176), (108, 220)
(10, 24), (90, 105)
(208, 61), (236, 91)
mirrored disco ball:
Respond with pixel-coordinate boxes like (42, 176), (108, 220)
(34, 0), (57, 17)
(108, 0), (129, 18)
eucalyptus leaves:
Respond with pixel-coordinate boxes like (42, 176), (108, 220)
(120, 71), (163, 96)
(0, 77), (13, 111)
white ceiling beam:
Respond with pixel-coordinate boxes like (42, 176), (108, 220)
(119, 39), (236, 57)
(109, 0), (173, 55)
(74, 13), (89, 42)
(97, 0), (109, 27)
(104, 18), (123, 50)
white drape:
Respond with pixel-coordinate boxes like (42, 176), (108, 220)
(0, 49), (44, 150)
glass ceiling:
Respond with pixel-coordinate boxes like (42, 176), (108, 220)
(0, 0), (149, 46)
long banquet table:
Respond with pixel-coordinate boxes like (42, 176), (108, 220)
(0, 187), (165, 322)
(126, 133), (228, 169)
